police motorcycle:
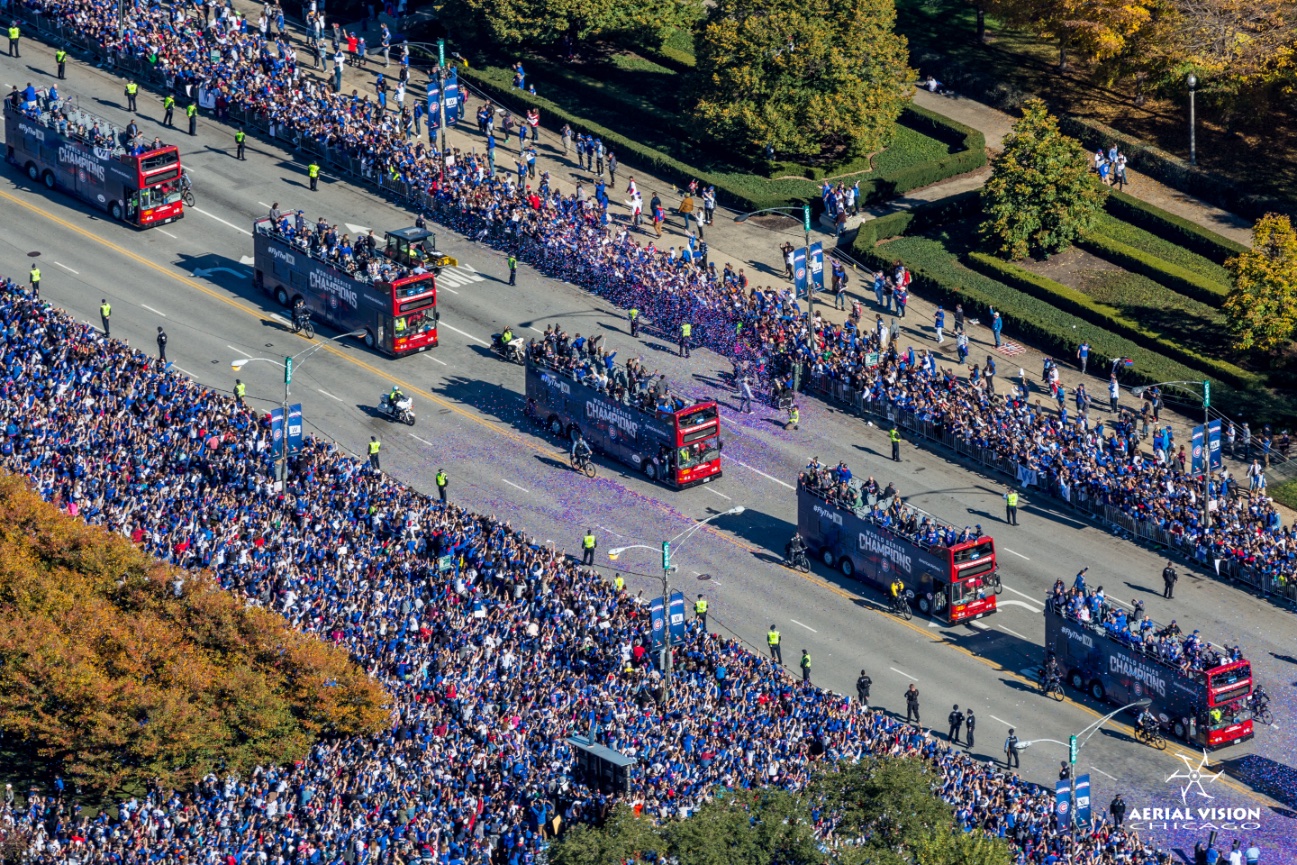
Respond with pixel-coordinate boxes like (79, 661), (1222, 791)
(491, 327), (526, 364)
(378, 387), (416, 426)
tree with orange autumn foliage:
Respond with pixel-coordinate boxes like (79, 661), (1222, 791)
(0, 473), (388, 797)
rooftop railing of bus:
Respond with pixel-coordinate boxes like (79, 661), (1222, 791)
(797, 475), (977, 556)
(12, 90), (138, 158)
(256, 217), (422, 287)
(526, 346), (692, 416)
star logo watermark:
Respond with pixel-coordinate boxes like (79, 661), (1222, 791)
(1166, 750), (1222, 805)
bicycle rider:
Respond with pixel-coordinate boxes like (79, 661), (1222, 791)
(785, 532), (806, 564)
(571, 432), (592, 466)
(889, 577), (906, 609)
(1136, 707), (1159, 736)
(292, 297), (310, 330)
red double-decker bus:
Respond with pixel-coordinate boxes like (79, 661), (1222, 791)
(253, 218), (452, 356)
(524, 354), (723, 488)
(797, 477), (999, 623)
(4, 87), (184, 227)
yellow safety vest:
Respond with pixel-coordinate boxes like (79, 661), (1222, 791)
(29, 268), (40, 282)
(801, 653), (811, 668)
(186, 104), (197, 117)
(889, 429), (900, 443)
(629, 308), (638, 320)
(695, 600), (707, 614)
(164, 96), (175, 109)
(1006, 492), (1019, 507)
(233, 382), (246, 398)
(614, 575), (624, 591)
(126, 82), (138, 95)
(767, 630), (780, 646)
(308, 163), (320, 178)
(235, 130), (245, 143)
(8, 27), (19, 40)
(436, 471), (447, 488)
(368, 441), (381, 455)
(100, 302), (111, 317)
(56, 50), (67, 64)
(681, 323), (692, 337)
(788, 409), (799, 424)
(583, 534), (596, 549)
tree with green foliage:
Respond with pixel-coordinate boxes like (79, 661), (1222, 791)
(691, 0), (914, 163)
(547, 757), (1013, 865)
(980, 99), (1106, 260)
(441, 0), (702, 51)
(1224, 213), (1297, 353)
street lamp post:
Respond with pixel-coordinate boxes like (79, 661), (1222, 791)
(608, 506), (745, 701)
(231, 329), (365, 487)
(1187, 74), (1198, 166)
(1019, 698), (1149, 840)
(735, 205), (815, 322)
(1131, 379), (1211, 529)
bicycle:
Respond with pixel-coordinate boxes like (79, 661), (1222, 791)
(291, 314), (315, 339)
(570, 454), (596, 478)
(1249, 697), (1273, 725)
(1134, 724), (1166, 750)
(181, 188), (195, 207)
(1038, 672), (1064, 702)
(985, 570), (1003, 595)
(786, 548), (810, 573)
(889, 592), (913, 621)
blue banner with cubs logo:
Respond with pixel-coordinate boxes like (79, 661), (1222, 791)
(1055, 779), (1072, 823)
(793, 247), (807, 297)
(650, 596), (666, 652)
(1192, 424), (1205, 472)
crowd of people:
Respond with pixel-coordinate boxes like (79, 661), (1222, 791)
(0, 278), (1183, 864)
(257, 205), (427, 284)
(524, 324), (690, 414)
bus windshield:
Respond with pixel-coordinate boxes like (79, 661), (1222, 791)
(1208, 664), (1252, 705)
(677, 436), (719, 470)
(677, 405), (718, 429)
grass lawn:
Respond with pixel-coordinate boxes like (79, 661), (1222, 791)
(1091, 213), (1232, 287)
(1068, 267), (1229, 359)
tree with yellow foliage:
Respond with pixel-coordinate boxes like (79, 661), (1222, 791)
(990, 0), (1155, 67)
(1224, 214), (1297, 354)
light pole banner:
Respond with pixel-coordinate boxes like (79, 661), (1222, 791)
(668, 591), (687, 646)
(1054, 780), (1071, 821)
(792, 247), (808, 297)
(809, 242), (824, 292)
(1208, 419), (1222, 470)
(650, 597), (666, 652)
(1192, 424), (1205, 473)
(444, 67), (461, 124)
(426, 78), (440, 128)
(287, 404), (303, 456)
(1075, 774), (1091, 825)
(269, 408), (285, 460)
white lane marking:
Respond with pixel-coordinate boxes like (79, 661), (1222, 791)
(344, 222), (370, 236)
(239, 255), (255, 265)
(227, 344), (251, 358)
(989, 715), (1015, 727)
(703, 486), (731, 500)
(317, 388), (343, 402)
(439, 285), (459, 295)
(172, 365), (193, 377)
(141, 304), (167, 317)
(437, 272), (468, 287)
(528, 325), (544, 333)
(1018, 667), (1041, 680)
(1090, 766), (1118, 781)
(410, 434), (433, 446)
(1002, 548), (1030, 560)
(502, 478), (530, 493)
(192, 207), (253, 235)
(996, 624), (1030, 640)
(928, 620), (941, 629)
(271, 313), (291, 325)
(889, 667), (918, 681)
(428, 355), (448, 366)
(789, 619), (817, 633)
(1003, 584), (1043, 606)
(156, 229), (178, 239)
(727, 457), (795, 489)
(970, 620), (989, 630)
(596, 524), (625, 538)
(440, 322), (489, 345)
(258, 202), (272, 208)
(999, 600), (1043, 614)
(53, 261), (79, 273)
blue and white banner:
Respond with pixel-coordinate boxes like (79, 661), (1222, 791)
(444, 67), (460, 124)
(668, 591), (687, 647)
(1192, 424), (1205, 473)
(1075, 774), (1091, 825)
(1016, 464), (1038, 488)
(1208, 419), (1222, 470)
(809, 242), (824, 292)
(1055, 779), (1072, 822)
(286, 403), (303, 456)
(426, 78), (440, 128)
(650, 596), (666, 652)
(792, 247), (808, 297)
(270, 408), (285, 459)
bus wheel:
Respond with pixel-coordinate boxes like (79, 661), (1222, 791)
(645, 462), (658, 482)
(25, 162), (38, 181)
(275, 286), (290, 307)
(1068, 670), (1085, 691)
(839, 557), (854, 578)
(41, 170), (55, 190)
(917, 595), (932, 615)
(363, 329), (376, 349)
(1172, 720), (1187, 741)
(820, 548), (835, 569)
(548, 416), (563, 437)
(1089, 680), (1106, 702)
(109, 200), (124, 221)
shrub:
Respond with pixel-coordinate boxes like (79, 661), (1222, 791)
(0, 474), (389, 797)
(1103, 189), (1249, 265)
(1076, 233), (1230, 306)
(964, 252), (1256, 387)
(1090, 213), (1231, 285)
(853, 190), (981, 249)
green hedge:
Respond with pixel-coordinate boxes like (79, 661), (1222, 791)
(1103, 189), (1248, 265)
(964, 252), (1256, 388)
(854, 190), (982, 248)
(855, 235), (1224, 391)
(459, 66), (986, 211)
(1076, 233), (1229, 306)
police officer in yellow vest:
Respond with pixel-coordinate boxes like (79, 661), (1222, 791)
(889, 425), (901, 462)
(367, 436), (381, 470)
(678, 321), (692, 358)
(233, 379), (246, 407)
(8, 23), (20, 58)
(694, 594), (708, 630)
(581, 529), (596, 566)
(163, 94), (175, 126)
(1004, 488), (1019, 526)
(99, 298), (111, 337)
(55, 48), (67, 79)
(186, 102), (197, 136)
(614, 573), (625, 592)
(308, 161), (320, 191)
(29, 264), (40, 296)
(785, 403), (800, 431)
(235, 127), (246, 160)
(435, 469), (448, 504)
(800, 649), (812, 684)
(767, 625), (782, 664)
(628, 307), (639, 337)
(125, 80), (138, 112)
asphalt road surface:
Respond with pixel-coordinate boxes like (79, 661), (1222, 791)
(3, 45), (1295, 856)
